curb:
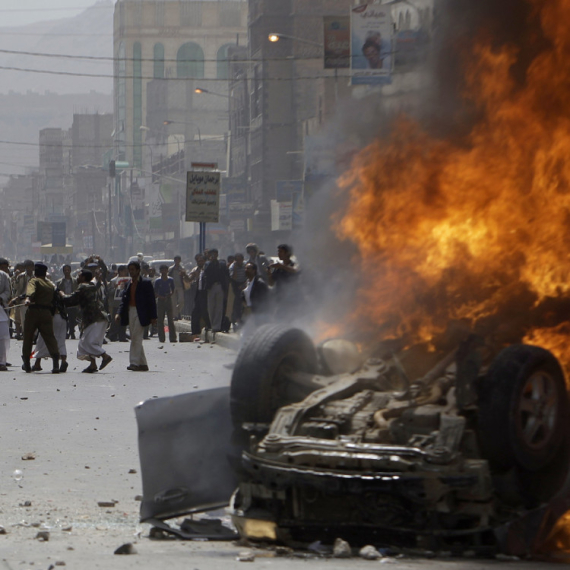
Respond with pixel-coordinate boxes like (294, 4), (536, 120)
(174, 319), (241, 351)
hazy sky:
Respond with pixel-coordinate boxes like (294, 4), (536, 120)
(0, 0), (106, 27)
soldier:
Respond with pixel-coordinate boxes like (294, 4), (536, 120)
(21, 263), (59, 374)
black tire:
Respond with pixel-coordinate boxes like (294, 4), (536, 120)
(478, 344), (569, 472)
(230, 325), (318, 428)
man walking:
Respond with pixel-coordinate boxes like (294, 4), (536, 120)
(21, 263), (59, 374)
(168, 255), (186, 320)
(60, 269), (112, 373)
(154, 264), (177, 343)
(56, 264), (78, 339)
(242, 262), (270, 324)
(203, 249), (227, 342)
(0, 258), (11, 371)
(117, 261), (157, 371)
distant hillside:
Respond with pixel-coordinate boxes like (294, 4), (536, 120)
(0, 1), (114, 95)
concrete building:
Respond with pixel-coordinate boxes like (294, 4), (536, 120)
(113, 0), (248, 170)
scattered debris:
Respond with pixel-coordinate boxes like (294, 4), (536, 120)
(97, 501), (116, 508)
(21, 453), (35, 461)
(359, 545), (382, 560)
(333, 538), (352, 558)
(237, 551), (255, 562)
(0, 525), (7, 535)
(274, 546), (294, 557)
(19, 501), (32, 507)
(20, 397), (28, 400)
(307, 541), (329, 555)
(35, 530), (50, 541)
(496, 554), (521, 562)
(128, 469), (137, 474)
(62, 526), (72, 532)
(134, 495), (143, 501)
(114, 543), (137, 555)
(55, 562), (66, 566)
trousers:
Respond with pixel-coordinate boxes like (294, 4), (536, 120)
(22, 307), (59, 360)
(157, 297), (176, 342)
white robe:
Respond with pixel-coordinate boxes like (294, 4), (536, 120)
(77, 320), (107, 360)
(34, 313), (67, 358)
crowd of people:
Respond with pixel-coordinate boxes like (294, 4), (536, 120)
(0, 242), (301, 373)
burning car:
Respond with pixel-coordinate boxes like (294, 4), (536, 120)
(136, 323), (570, 555)
(226, 325), (570, 553)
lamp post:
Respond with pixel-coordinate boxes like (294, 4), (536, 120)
(268, 32), (324, 48)
(194, 87), (235, 100)
(163, 120), (202, 144)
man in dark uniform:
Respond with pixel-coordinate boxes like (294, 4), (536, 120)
(21, 262), (59, 374)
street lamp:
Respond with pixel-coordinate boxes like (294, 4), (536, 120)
(163, 120), (202, 144)
(267, 32), (324, 48)
(194, 87), (234, 100)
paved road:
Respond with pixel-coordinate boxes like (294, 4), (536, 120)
(0, 335), (561, 569)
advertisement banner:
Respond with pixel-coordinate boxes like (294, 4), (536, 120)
(351, 4), (393, 85)
(186, 171), (221, 224)
(271, 200), (292, 231)
(323, 16), (350, 69)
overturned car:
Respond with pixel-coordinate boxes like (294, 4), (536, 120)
(136, 325), (570, 555)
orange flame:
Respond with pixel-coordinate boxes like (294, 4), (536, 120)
(331, 0), (570, 369)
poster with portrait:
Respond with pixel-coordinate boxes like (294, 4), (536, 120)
(351, 4), (393, 85)
(114, 277), (131, 301)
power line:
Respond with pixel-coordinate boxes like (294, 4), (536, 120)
(0, 47), (323, 64)
(0, 63), (350, 81)
(0, 6), (113, 12)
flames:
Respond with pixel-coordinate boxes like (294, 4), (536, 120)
(333, 0), (570, 372)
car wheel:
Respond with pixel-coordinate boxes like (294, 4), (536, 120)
(230, 325), (318, 428)
(478, 344), (569, 472)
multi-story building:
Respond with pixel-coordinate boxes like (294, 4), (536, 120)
(113, 0), (248, 170)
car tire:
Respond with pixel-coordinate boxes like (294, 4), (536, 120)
(230, 325), (318, 428)
(478, 344), (569, 472)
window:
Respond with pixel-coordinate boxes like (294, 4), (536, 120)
(220, 4), (241, 27)
(177, 42), (204, 78)
(133, 42), (143, 169)
(155, 2), (164, 27)
(154, 43), (165, 78)
(216, 43), (234, 79)
(133, 2), (143, 27)
(181, 2), (202, 27)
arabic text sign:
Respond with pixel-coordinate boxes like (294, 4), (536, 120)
(351, 4), (393, 85)
(186, 171), (221, 223)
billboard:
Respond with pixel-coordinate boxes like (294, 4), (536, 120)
(323, 16), (350, 69)
(351, 4), (393, 85)
(186, 171), (221, 224)
(271, 200), (292, 231)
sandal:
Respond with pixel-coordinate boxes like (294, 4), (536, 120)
(99, 354), (113, 370)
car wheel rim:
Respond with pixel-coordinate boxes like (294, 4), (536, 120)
(517, 370), (558, 450)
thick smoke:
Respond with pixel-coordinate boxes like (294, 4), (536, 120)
(293, 0), (551, 344)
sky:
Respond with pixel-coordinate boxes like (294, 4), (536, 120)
(0, 0), (108, 27)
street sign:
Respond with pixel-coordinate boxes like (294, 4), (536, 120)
(186, 170), (221, 224)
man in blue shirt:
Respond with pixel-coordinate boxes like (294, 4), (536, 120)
(154, 264), (177, 343)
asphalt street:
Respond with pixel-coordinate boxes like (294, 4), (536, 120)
(0, 333), (562, 569)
